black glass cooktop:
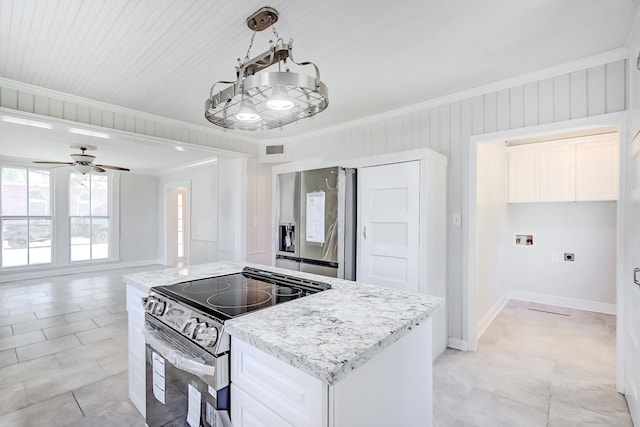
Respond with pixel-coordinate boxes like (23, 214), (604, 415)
(153, 267), (331, 321)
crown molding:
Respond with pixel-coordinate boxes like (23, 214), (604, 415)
(268, 48), (629, 144)
(0, 76), (259, 145)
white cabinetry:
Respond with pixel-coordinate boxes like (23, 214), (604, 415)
(507, 148), (538, 202)
(126, 285), (147, 417)
(576, 140), (619, 201)
(230, 318), (432, 427)
(539, 143), (576, 201)
(507, 135), (618, 203)
(231, 338), (326, 427)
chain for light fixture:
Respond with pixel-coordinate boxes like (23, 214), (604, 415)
(204, 7), (328, 131)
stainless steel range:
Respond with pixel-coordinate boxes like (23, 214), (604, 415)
(141, 267), (331, 427)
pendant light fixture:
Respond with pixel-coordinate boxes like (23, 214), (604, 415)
(204, 7), (328, 131)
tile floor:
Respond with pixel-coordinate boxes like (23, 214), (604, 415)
(0, 266), (159, 427)
(433, 300), (633, 427)
(0, 269), (632, 426)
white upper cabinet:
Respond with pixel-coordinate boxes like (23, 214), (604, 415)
(507, 134), (618, 203)
(507, 148), (539, 203)
(539, 143), (576, 202)
(576, 140), (619, 201)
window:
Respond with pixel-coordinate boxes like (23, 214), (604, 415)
(1, 167), (52, 267)
(177, 192), (184, 258)
(69, 173), (110, 261)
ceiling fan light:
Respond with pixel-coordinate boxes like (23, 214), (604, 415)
(266, 85), (294, 111)
(74, 164), (93, 175)
(235, 98), (261, 122)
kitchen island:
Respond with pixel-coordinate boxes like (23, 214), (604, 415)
(125, 261), (444, 426)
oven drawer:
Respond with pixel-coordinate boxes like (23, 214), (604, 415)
(231, 337), (327, 427)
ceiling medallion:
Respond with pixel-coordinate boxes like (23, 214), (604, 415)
(204, 7), (328, 131)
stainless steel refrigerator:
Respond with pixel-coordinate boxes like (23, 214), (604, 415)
(275, 167), (356, 280)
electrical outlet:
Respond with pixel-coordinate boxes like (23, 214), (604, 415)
(564, 253), (575, 262)
(452, 213), (462, 227)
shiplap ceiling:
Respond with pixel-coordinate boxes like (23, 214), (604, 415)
(0, 0), (638, 144)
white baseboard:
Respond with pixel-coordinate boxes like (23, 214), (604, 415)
(447, 338), (469, 351)
(476, 293), (511, 340)
(0, 259), (161, 283)
(509, 290), (616, 315)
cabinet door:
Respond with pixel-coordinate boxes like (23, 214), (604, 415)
(231, 384), (294, 427)
(508, 148), (539, 203)
(539, 143), (576, 202)
(576, 140), (619, 201)
(231, 338), (326, 427)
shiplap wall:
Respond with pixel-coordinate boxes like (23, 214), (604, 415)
(0, 78), (258, 156)
(275, 59), (627, 341)
(245, 157), (272, 265)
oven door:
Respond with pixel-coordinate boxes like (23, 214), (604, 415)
(144, 314), (231, 427)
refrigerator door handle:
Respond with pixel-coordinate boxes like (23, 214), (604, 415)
(363, 226), (367, 240)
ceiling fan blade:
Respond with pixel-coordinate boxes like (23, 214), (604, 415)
(93, 166), (106, 173)
(94, 164), (130, 171)
(33, 161), (74, 165)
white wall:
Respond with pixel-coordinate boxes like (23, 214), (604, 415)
(475, 141), (509, 323)
(505, 202), (617, 304)
(216, 156), (247, 261)
(119, 173), (159, 263)
(262, 56), (627, 343)
(245, 158), (272, 265)
(159, 162), (218, 265)
(475, 140), (617, 325)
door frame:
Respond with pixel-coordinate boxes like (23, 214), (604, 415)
(162, 180), (191, 266)
(465, 111), (627, 392)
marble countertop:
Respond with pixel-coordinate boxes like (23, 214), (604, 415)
(123, 261), (444, 385)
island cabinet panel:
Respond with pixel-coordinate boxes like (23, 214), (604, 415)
(231, 338), (327, 427)
(329, 319), (432, 427)
(126, 285), (148, 417)
(230, 319), (433, 427)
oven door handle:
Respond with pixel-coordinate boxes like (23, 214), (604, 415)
(144, 327), (217, 378)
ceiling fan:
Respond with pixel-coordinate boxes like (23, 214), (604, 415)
(33, 145), (130, 174)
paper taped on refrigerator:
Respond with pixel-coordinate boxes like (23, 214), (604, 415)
(306, 191), (325, 243)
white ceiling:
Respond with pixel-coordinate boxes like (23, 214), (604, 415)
(0, 0), (638, 154)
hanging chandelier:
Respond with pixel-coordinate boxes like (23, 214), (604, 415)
(204, 7), (328, 131)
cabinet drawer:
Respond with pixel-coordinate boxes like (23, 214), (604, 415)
(231, 384), (294, 427)
(231, 338), (326, 427)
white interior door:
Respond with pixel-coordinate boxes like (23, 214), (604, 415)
(625, 130), (640, 424)
(357, 161), (420, 293)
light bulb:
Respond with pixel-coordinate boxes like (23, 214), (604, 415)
(235, 98), (261, 122)
(266, 85), (294, 111)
